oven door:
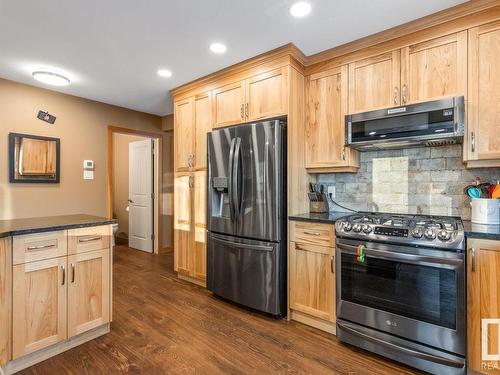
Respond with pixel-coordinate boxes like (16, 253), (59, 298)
(336, 238), (465, 355)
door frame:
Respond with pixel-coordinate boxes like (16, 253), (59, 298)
(107, 125), (162, 254)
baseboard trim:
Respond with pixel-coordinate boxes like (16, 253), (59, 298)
(2, 324), (110, 375)
(290, 310), (336, 335)
(177, 273), (206, 288)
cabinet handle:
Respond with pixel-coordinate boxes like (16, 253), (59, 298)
(61, 265), (66, 286)
(27, 243), (56, 251)
(304, 231), (321, 236)
(331, 256), (335, 273)
(71, 263), (75, 283)
(78, 236), (102, 243)
(240, 104), (244, 119)
(245, 103), (249, 119)
(342, 147), (346, 161)
(393, 86), (399, 105)
(470, 248), (476, 272)
(402, 84), (408, 104)
(471, 132), (475, 153)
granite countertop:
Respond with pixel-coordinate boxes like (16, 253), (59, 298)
(290, 212), (500, 241)
(0, 214), (116, 238)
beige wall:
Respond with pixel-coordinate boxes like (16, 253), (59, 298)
(112, 133), (146, 238)
(0, 78), (164, 220)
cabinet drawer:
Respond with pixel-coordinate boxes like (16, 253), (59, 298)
(68, 225), (111, 255)
(290, 221), (335, 247)
(13, 230), (68, 265)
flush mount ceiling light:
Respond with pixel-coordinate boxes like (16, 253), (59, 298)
(290, 2), (312, 17)
(32, 71), (70, 86)
(210, 42), (227, 54)
(157, 69), (173, 78)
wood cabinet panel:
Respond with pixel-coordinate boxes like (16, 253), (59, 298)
(289, 242), (335, 322)
(290, 221), (335, 248)
(174, 174), (192, 275)
(193, 171), (207, 281)
(401, 31), (467, 104)
(0, 237), (12, 366)
(68, 225), (111, 255)
(19, 138), (56, 175)
(13, 230), (67, 265)
(348, 50), (401, 113)
(194, 92), (212, 170)
(68, 249), (110, 337)
(246, 67), (288, 121)
(12, 257), (67, 359)
(467, 239), (500, 374)
(468, 21), (500, 163)
(174, 97), (195, 171)
(213, 81), (245, 128)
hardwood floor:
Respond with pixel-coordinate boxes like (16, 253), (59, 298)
(20, 246), (420, 374)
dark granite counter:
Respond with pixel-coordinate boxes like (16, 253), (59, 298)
(463, 220), (500, 241)
(289, 211), (351, 224)
(0, 214), (116, 238)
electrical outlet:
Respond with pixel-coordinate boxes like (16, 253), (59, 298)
(328, 185), (335, 199)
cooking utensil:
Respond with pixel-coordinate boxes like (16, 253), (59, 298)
(464, 185), (481, 199)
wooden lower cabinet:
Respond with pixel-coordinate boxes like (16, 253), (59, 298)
(68, 249), (110, 337)
(0, 237), (12, 366)
(467, 239), (500, 374)
(12, 257), (68, 359)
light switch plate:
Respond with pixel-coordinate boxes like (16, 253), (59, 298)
(83, 170), (94, 180)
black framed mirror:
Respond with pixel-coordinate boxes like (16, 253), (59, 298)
(9, 133), (60, 183)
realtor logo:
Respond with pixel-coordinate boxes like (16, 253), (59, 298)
(482, 319), (500, 361)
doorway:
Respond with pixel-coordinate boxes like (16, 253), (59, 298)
(107, 126), (163, 254)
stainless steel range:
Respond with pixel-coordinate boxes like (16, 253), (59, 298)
(335, 213), (466, 375)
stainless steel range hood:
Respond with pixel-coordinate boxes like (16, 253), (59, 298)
(345, 96), (465, 151)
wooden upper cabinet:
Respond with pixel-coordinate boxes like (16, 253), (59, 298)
(194, 92), (212, 170)
(246, 67), (288, 121)
(174, 97), (195, 172)
(348, 50), (401, 113)
(12, 257), (67, 359)
(68, 249), (110, 338)
(289, 241), (335, 322)
(306, 66), (358, 171)
(401, 31), (467, 104)
(467, 239), (500, 374)
(213, 81), (245, 128)
(467, 20), (500, 164)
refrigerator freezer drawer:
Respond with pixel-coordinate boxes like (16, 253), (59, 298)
(207, 232), (286, 317)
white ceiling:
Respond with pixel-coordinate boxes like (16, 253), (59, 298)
(0, 0), (466, 116)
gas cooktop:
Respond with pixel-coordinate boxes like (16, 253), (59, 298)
(335, 212), (465, 251)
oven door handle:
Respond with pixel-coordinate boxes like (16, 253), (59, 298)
(337, 321), (465, 368)
(337, 243), (463, 267)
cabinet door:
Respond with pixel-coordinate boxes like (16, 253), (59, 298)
(0, 237), (11, 366)
(306, 66), (357, 170)
(19, 138), (53, 175)
(193, 171), (207, 281)
(467, 239), (500, 374)
(468, 21), (500, 163)
(67, 249), (110, 337)
(12, 257), (67, 359)
(213, 81), (245, 128)
(289, 242), (335, 322)
(174, 97), (195, 172)
(174, 174), (192, 275)
(401, 31), (467, 104)
(348, 50), (401, 113)
(246, 67), (288, 121)
(194, 92), (212, 170)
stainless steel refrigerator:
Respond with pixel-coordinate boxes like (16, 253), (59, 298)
(207, 118), (287, 317)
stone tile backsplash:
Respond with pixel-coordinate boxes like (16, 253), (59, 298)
(317, 145), (500, 219)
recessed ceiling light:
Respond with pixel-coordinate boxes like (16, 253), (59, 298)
(210, 43), (227, 54)
(290, 2), (312, 17)
(158, 69), (173, 78)
(32, 71), (70, 86)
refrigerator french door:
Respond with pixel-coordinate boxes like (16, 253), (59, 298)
(207, 118), (286, 316)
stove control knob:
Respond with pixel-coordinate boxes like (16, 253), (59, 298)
(343, 222), (352, 232)
(437, 230), (451, 241)
(362, 224), (372, 233)
(411, 229), (423, 238)
(424, 229), (436, 240)
(353, 223), (362, 233)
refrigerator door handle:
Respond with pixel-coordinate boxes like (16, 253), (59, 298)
(228, 138), (237, 219)
(232, 137), (242, 219)
(211, 235), (274, 252)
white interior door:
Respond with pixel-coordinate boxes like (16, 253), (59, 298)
(129, 139), (153, 252)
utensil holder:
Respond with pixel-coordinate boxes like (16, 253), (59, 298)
(309, 193), (329, 213)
